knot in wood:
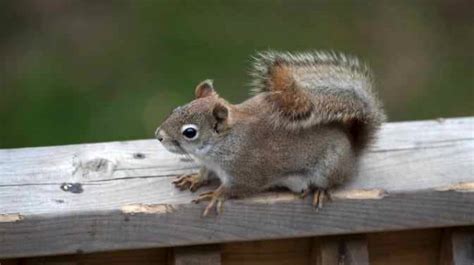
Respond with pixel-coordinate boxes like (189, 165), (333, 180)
(60, 183), (83, 194)
(73, 156), (116, 179)
(84, 158), (110, 172)
(133, 153), (146, 159)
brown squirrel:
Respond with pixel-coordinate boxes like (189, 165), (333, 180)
(155, 51), (385, 216)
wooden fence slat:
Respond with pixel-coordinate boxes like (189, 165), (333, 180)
(0, 117), (473, 258)
(451, 230), (474, 265)
(368, 229), (441, 265)
(312, 236), (369, 265)
(440, 228), (474, 265)
(173, 245), (221, 265)
(345, 237), (370, 265)
(222, 238), (312, 265)
(440, 230), (454, 265)
(313, 239), (338, 265)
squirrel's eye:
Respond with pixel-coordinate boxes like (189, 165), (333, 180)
(181, 124), (199, 140)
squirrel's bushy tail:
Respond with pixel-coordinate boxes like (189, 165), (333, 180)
(250, 50), (386, 153)
(348, 105), (385, 153)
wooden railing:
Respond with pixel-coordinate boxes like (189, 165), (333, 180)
(0, 117), (473, 263)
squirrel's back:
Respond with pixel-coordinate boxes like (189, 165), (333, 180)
(249, 50), (385, 152)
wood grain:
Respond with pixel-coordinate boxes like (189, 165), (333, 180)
(0, 117), (473, 258)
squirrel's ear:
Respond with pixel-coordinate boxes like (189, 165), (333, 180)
(212, 103), (229, 133)
(195, 79), (216, 99)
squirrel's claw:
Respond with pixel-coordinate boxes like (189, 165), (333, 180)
(192, 190), (214, 202)
(172, 173), (207, 192)
(312, 189), (332, 210)
(192, 185), (226, 217)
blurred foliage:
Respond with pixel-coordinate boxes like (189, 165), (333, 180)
(0, 0), (473, 148)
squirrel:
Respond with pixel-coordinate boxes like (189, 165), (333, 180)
(155, 50), (385, 216)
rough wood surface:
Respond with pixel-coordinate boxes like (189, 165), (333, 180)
(0, 117), (473, 258)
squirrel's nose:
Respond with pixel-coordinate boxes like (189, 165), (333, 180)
(155, 127), (163, 142)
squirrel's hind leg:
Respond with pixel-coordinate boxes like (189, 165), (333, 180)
(308, 133), (354, 209)
(271, 176), (332, 209)
(192, 184), (227, 217)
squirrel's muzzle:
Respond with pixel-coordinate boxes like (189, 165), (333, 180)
(154, 127), (164, 142)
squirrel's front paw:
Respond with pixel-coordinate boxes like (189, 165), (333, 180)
(172, 173), (208, 192)
(192, 185), (226, 217)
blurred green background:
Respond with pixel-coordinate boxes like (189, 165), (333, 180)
(0, 1), (472, 148)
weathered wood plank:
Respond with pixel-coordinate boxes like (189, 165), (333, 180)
(173, 245), (221, 265)
(0, 117), (473, 258)
(312, 235), (369, 265)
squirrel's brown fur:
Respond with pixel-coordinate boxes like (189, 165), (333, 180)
(156, 50), (385, 216)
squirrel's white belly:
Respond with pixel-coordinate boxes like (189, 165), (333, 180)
(268, 176), (309, 193)
(191, 155), (231, 185)
(267, 173), (329, 193)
